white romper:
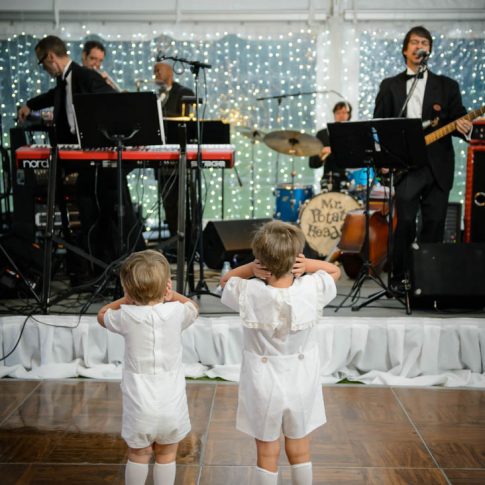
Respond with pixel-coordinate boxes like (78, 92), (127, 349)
(221, 270), (336, 441)
(104, 300), (198, 449)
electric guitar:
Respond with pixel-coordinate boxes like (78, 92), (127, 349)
(424, 104), (485, 145)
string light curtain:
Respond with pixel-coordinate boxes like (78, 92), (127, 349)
(1, 22), (483, 224)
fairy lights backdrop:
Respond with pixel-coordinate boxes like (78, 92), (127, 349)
(0, 24), (483, 227)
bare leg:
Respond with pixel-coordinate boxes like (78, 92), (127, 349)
(255, 438), (280, 472)
(126, 445), (152, 485)
(285, 436), (310, 464)
(153, 442), (179, 464)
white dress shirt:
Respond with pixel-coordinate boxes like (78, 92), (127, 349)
(405, 67), (428, 119)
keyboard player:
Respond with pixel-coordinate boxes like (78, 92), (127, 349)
(18, 35), (145, 282)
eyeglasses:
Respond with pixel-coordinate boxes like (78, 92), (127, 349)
(37, 53), (47, 66)
(409, 39), (431, 47)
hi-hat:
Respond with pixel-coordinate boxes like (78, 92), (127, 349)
(237, 127), (267, 142)
(263, 130), (323, 157)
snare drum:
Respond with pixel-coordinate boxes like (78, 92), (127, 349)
(275, 183), (313, 222)
(299, 192), (361, 256)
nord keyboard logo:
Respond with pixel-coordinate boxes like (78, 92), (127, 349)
(22, 159), (50, 169)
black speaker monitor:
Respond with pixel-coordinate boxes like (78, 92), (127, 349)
(411, 243), (485, 308)
(203, 219), (271, 269)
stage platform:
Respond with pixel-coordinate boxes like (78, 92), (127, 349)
(1, 274), (484, 386)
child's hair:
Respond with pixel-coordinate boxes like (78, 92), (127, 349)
(120, 250), (170, 305)
(252, 220), (306, 279)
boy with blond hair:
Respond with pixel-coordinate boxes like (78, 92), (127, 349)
(98, 250), (198, 485)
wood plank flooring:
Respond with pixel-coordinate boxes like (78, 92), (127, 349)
(1, 380), (484, 484)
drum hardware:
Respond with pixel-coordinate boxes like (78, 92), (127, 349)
(237, 126), (267, 217)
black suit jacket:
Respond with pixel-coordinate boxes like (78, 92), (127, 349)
(27, 61), (114, 143)
(163, 81), (195, 118)
(374, 70), (466, 191)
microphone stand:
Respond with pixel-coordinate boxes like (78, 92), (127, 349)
(159, 54), (218, 298)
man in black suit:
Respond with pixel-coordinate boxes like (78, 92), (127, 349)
(309, 101), (352, 192)
(153, 61), (195, 237)
(18, 35), (144, 278)
(373, 25), (472, 291)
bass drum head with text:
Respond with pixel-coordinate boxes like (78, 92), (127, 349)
(299, 192), (361, 256)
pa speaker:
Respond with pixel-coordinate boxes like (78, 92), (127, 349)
(411, 242), (485, 309)
(465, 145), (485, 242)
(203, 219), (271, 269)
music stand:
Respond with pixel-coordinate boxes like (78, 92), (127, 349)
(328, 118), (427, 313)
(74, 91), (164, 253)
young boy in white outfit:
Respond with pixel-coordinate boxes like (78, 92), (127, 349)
(97, 249), (198, 485)
(220, 220), (340, 485)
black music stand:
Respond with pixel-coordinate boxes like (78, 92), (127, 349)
(328, 118), (427, 313)
(71, 92), (164, 299)
(74, 91), (164, 253)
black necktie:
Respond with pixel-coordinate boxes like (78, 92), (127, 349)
(405, 71), (424, 80)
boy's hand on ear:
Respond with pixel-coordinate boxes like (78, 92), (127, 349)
(253, 259), (271, 281)
(164, 280), (174, 302)
(292, 253), (306, 277)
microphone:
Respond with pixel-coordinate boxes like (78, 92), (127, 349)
(416, 49), (430, 60)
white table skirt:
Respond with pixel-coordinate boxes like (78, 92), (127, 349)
(1, 315), (484, 387)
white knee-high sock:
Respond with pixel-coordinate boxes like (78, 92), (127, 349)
(125, 460), (149, 485)
(153, 461), (176, 485)
(252, 466), (278, 485)
(291, 461), (312, 485)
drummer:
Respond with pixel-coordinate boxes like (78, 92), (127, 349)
(309, 102), (376, 198)
(309, 101), (352, 192)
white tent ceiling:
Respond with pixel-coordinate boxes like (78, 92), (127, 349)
(0, 0), (484, 25)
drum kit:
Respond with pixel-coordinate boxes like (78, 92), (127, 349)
(239, 127), (361, 259)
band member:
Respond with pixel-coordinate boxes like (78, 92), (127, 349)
(154, 60), (195, 118)
(373, 25), (472, 292)
(82, 40), (120, 91)
(18, 35), (144, 280)
(154, 61), (195, 238)
(309, 101), (353, 192)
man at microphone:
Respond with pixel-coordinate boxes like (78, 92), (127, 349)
(374, 25), (472, 294)
(153, 59), (194, 118)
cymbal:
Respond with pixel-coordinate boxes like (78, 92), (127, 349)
(263, 130), (323, 157)
(237, 127), (267, 142)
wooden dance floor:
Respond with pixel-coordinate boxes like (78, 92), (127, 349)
(1, 380), (485, 484)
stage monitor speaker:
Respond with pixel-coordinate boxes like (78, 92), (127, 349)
(465, 145), (485, 242)
(203, 219), (271, 270)
(410, 242), (485, 309)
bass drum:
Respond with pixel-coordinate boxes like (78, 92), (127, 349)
(299, 192), (361, 256)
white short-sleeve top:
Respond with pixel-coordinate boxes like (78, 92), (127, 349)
(221, 271), (336, 356)
(104, 301), (198, 374)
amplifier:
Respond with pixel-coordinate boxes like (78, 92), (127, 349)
(465, 145), (485, 242)
(471, 119), (485, 142)
(411, 243), (485, 309)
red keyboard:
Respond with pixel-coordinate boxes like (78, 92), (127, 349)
(16, 144), (235, 169)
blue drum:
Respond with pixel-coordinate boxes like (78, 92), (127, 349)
(346, 167), (375, 190)
(275, 183), (313, 222)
